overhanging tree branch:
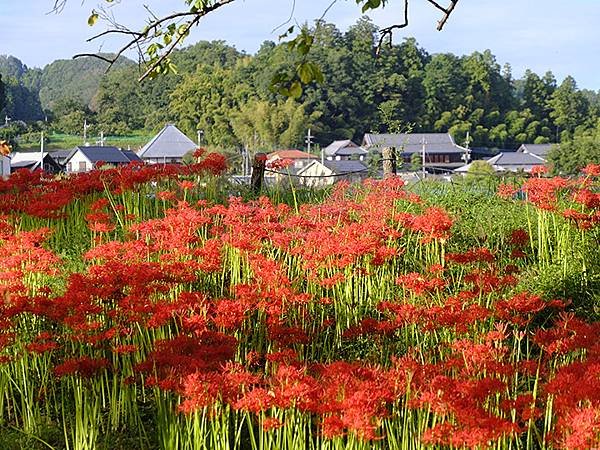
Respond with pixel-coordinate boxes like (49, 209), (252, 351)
(60, 0), (460, 83)
(376, 0), (459, 54)
(73, 0), (237, 81)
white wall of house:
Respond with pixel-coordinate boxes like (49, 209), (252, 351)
(65, 151), (93, 173)
(298, 162), (335, 188)
(0, 156), (10, 177)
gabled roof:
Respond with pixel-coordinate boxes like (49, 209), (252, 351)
(323, 140), (368, 157)
(363, 133), (464, 154)
(456, 152), (547, 173)
(122, 150), (143, 162)
(298, 159), (368, 176)
(487, 152), (546, 166)
(268, 150), (318, 160)
(518, 143), (555, 157)
(50, 150), (73, 164)
(9, 152), (61, 171)
(323, 159), (368, 174)
(68, 146), (132, 164)
(10, 151), (47, 164)
(138, 124), (197, 159)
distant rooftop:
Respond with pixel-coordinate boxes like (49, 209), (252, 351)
(323, 140), (368, 157)
(138, 124), (197, 159)
(268, 150), (318, 160)
(71, 146), (132, 164)
(363, 133), (464, 154)
(518, 143), (556, 157)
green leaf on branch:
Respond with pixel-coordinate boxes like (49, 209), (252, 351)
(88, 11), (99, 26)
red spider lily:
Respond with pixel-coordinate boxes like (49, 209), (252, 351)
(261, 416), (283, 431)
(266, 158), (294, 170)
(582, 163), (600, 177)
(396, 272), (446, 296)
(446, 247), (495, 265)
(558, 406), (600, 449)
(177, 180), (195, 191)
(494, 292), (549, 325)
(521, 176), (569, 210)
(563, 209), (596, 230)
(497, 183), (518, 199)
(572, 188), (600, 209)
(54, 356), (110, 378)
(408, 207), (453, 243)
(509, 228), (529, 247)
(530, 165), (548, 177)
(233, 387), (275, 414)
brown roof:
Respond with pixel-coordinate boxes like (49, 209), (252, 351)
(267, 150), (318, 160)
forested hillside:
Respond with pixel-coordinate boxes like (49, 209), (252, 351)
(1, 18), (599, 155)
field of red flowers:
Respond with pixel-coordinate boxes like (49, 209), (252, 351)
(0, 155), (599, 449)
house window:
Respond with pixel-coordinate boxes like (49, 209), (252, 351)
(67, 162), (72, 172)
(78, 161), (86, 172)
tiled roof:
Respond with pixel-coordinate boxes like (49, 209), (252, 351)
(518, 143), (555, 157)
(323, 140), (368, 157)
(363, 133), (464, 154)
(487, 152), (546, 166)
(323, 159), (368, 174)
(268, 150), (318, 160)
(138, 124), (197, 159)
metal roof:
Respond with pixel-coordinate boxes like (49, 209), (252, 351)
(70, 146), (132, 164)
(138, 124), (197, 159)
(122, 150), (142, 162)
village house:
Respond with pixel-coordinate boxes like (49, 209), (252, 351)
(362, 132), (467, 171)
(296, 159), (368, 188)
(517, 143), (555, 158)
(10, 151), (63, 174)
(266, 149), (319, 184)
(138, 124), (198, 164)
(322, 140), (368, 161)
(455, 151), (547, 174)
(64, 146), (142, 173)
(49, 150), (74, 167)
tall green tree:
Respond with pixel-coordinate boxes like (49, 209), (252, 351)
(548, 119), (600, 174)
(548, 76), (591, 138)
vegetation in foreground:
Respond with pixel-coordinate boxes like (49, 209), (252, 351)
(0, 158), (600, 449)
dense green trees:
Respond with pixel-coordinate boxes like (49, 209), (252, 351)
(1, 18), (598, 159)
(548, 120), (600, 174)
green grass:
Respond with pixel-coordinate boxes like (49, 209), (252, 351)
(19, 132), (153, 151)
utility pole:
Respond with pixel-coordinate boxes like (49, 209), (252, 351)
(4, 116), (10, 126)
(462, 131), (472, 164)
(421, 136), (426, 179)
(40, 131), (44, 170)
(305, 128), (314, 155)
(197, 130), (204, 147)
(83, 120), (90, 145)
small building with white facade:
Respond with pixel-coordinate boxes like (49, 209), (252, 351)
(455, 151), (547, 174)
(10, 152), (63, 174)
(138, 124), (198, 164)
(296, 159), (368, 188)
(323, 140), (368, 161)
(64, 146), (142, 173)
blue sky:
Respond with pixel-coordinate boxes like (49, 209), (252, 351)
(1, 0), (598, 90)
